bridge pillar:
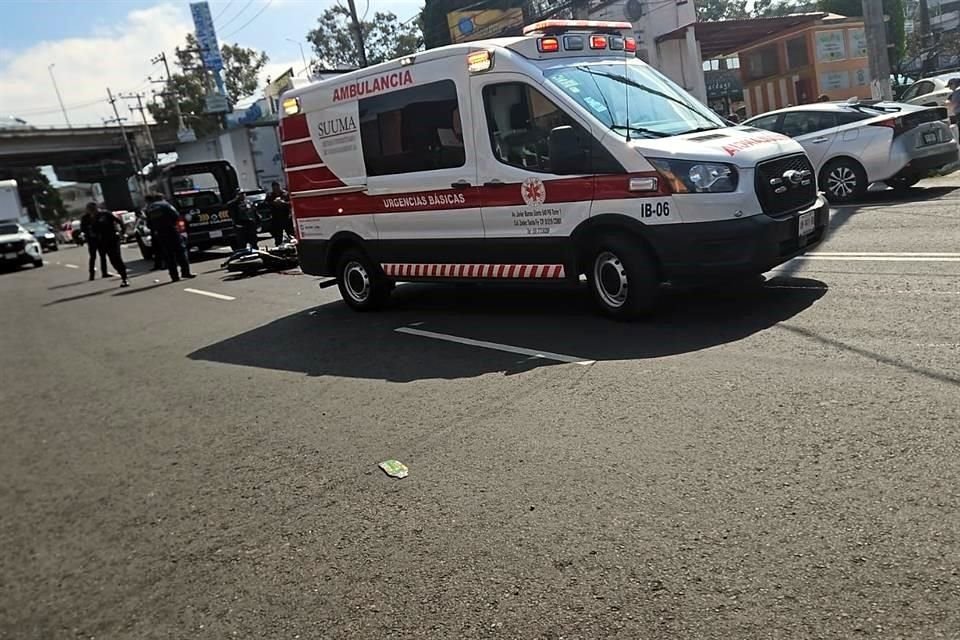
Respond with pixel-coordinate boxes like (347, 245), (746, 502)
(98, 176), (135, 211)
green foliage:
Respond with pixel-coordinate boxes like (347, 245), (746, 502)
(0, 167), (66, 221)
(306, 6), (422, 69)
(147, 34), (268, 139)
(696, 0), (749, 21)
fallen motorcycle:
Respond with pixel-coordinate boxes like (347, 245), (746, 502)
(222, 241), (299, 275)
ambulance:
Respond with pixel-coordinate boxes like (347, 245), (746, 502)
(279, 20), (828, 318)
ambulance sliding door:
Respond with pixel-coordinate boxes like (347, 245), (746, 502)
(360, 60), (482, 261)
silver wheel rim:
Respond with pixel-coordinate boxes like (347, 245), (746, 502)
(593, 251), (628, 309)
(343, 260), (371, 303)
(827, 166), (857, 198)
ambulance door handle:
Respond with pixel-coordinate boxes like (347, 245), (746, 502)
(450, 180), (472, 189)
(482, 180), (506, 187)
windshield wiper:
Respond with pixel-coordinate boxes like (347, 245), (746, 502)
(576, 67), (719, 124)
(678, 125), (724, 135)
(610, 124), (670, 138)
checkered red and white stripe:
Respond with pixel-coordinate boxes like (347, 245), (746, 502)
(381, 263), (566, 279)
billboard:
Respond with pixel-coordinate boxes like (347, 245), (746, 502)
(447, 8), (524, 43)
(190, 2), (224, 72)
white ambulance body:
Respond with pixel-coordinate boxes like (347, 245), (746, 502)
(279, 20), (828, 318)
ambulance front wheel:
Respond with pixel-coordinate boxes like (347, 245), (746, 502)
(587, 236), (660, 320)
(336, 249), (390, 311)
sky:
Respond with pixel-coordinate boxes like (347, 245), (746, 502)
(0, 0), (423, 127)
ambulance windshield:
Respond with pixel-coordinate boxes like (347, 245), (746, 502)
(544, 61), (724, 138)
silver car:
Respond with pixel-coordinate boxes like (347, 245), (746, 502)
(899, 73), (957, 115)
(744, 101), (958, 202)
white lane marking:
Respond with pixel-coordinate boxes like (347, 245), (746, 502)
(809, 252), (960, 257)
(63, 263), (79, 269)
(766, 284), (960, 295)
(795, 256), (960, 262)
(395, 327), (595, 366)
(184, 287), (236, 301)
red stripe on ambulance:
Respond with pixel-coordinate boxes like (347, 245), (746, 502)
(381, 263), (566, 279)
(280, 114), (308, 142)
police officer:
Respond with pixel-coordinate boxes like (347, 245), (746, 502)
(89, 203), (129, 287)
(266, 181), (293, 246)
(229, 189), (259, 250)
(145, 192), (194, 282)
(80, 203), (109, 280)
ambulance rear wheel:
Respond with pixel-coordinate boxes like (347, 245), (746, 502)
(587, 236), (659, 320)
(336, 249), (389, 311)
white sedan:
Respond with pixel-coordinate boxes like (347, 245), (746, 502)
(744, 101), (958, 203)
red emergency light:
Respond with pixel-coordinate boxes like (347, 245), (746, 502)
(624, 37), (637, 52)
(537, 36), (560, 53)
(590, 35), (608, 49)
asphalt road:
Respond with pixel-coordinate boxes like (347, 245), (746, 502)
(2, 177), (959, 639)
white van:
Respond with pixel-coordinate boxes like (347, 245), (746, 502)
(279, 20), (828, 318)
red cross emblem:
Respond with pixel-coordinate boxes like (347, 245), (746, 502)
(521, 177), (546, 206)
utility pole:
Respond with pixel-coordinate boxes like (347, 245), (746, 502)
(47, 63), (71, 128)
(345, 0), (368, 68)
(286, 38), (309, 77)
(151, 51), (193, 142)
(918, 0), (934, 74)
(107, 88), (146, 203)
(120, 92), (160, 176)
(862, 0), (893, 100)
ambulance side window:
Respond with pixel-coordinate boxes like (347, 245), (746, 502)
(359, 80), (465, 177)
(482, 83), (596, 174)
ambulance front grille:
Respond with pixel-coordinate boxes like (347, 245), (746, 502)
(755, 153), (817, 218)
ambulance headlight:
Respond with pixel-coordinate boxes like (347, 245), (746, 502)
(649, 158), (738, 193)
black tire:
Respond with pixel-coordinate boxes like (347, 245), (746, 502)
(33, 260), (43, 268)
(50, 244), (59, 252)
(885, 176), (920, 192)
(336, 248), (390, 311)
(821, 158), (867, 203)
(586, 234), (660, 320)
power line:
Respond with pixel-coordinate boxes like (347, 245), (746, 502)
(212, 0), (236, 21)
(221, 0), (275, 39)
(216, 0), (255, 30)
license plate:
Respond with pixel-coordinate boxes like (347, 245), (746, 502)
(3, 252), (15, 260)
(923, 131), (938, 145)
(798, 211), (815, 237)
(209, 230), (223, 239)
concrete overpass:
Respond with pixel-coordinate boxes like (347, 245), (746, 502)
(0, 124), (178, 209)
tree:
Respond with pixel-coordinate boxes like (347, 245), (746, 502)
(697, 0), (749, 21)
(753, 0), (817, 17)
(0, 167), (66, 222)
(306, 6), (422, 69)
(147, 34), (268, 139)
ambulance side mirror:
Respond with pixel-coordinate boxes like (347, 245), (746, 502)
(548, 126), (587, 175)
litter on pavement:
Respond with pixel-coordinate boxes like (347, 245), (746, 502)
(378, 460), (409, 479)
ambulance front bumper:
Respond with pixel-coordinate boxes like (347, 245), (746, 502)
(646, 195), (829, 282)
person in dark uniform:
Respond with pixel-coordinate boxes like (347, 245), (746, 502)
(229, 189), (259, 250)
(80, 203), (109, 280)
(265, 181), (293, 246)
(145, 193), (194, 282)
(88, 203), (129, 287)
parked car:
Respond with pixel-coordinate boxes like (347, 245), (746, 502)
(744, 101), (958, 202)
(899, 72), (959, 123)
(69, 219), (84, 245)
(0, 221), (44, 269)
(244, 189), (270, 233)
(22, 221), (58, 251)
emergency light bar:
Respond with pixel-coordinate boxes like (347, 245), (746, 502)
(523, 19), (633, 35)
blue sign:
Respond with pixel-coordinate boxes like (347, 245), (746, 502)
(190, 2), (223, 72)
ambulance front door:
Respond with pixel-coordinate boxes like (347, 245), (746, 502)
(470, 74), (597, 263)
(361, 68), (482, 262)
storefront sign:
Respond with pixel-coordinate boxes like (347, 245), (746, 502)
(820, 70), (850, 91)
(815, 30), (847, 62)
(848, 28), (868, 58)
